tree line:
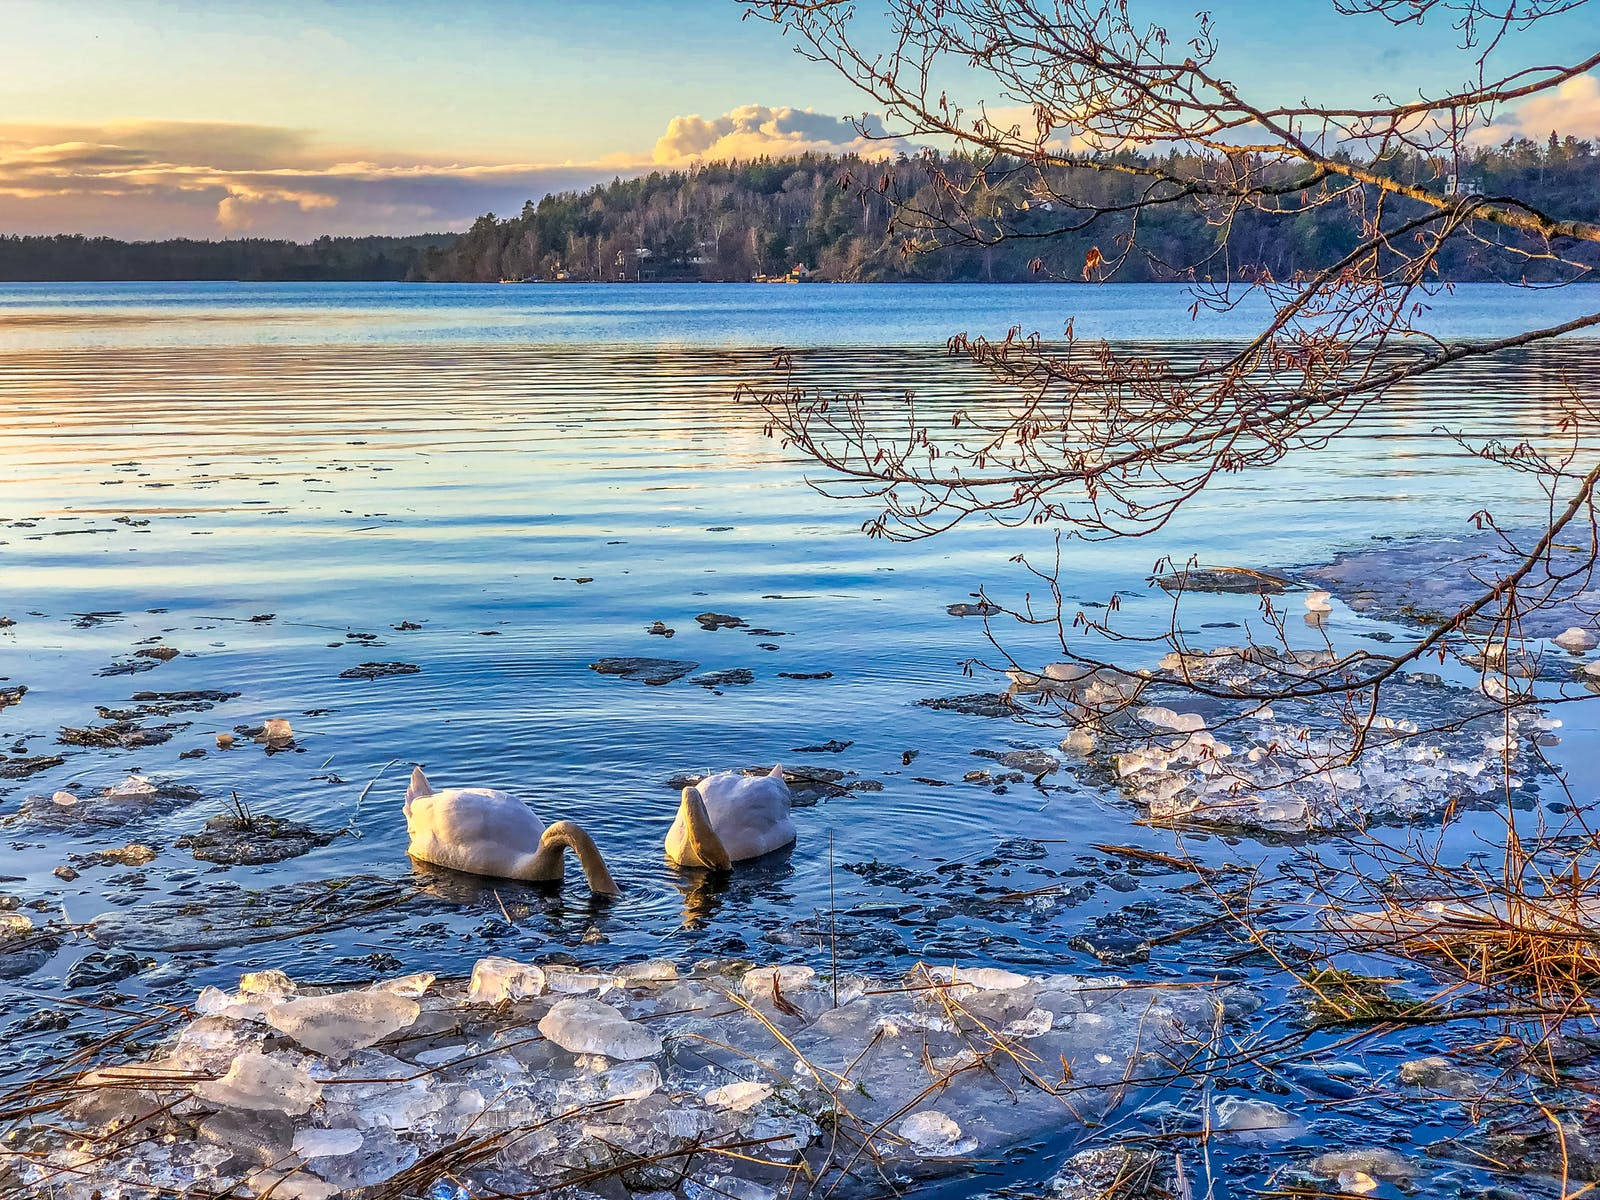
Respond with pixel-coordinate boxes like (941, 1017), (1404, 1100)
(419, 135), (1600, 284)
(0, 233), (454, 282)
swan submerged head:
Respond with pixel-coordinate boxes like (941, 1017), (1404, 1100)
(404, 764), (620, 896)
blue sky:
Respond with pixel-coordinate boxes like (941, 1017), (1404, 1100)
(0, 0), (1595, 238)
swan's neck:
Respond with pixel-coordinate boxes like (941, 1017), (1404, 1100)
(677, 787), (732, 871)
(538, 821), (620, 896)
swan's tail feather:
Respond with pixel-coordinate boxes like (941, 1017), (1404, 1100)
(405, 766), (434, 817)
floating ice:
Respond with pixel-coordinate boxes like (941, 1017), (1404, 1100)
(705, 1080), (773, 1110)
(897, 1110), (978, 1156)
(740, 964), (815, 997)
(468, 956), (546, 1003)
(1211, 1095), (1297, 1138)
(192, 1050), (322, 1115)
(268, 989), (419, 1058)
(1555, 626), (1598, 653)
(538, 996), (663, 1059)
(292, 1127), (364, 1158)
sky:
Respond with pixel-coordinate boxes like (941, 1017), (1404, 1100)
(1, 0), (1597, 240)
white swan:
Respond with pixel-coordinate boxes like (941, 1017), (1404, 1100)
(404, 767), (619, 895)
(665, 764), (796, 870)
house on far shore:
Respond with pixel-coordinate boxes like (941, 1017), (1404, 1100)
(754, 263), (814, 283)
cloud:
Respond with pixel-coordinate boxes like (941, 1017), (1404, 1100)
(0, 120), (655, 239)
(0, 106), (911, 240)
(653, 104), (900, 163)
(1473, 72), (1600, 143)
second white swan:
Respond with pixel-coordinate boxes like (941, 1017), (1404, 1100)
(665, 764), (796, 870)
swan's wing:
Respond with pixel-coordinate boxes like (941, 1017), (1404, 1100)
(408, 788), (546, 866)
(698, 773), (794, 861)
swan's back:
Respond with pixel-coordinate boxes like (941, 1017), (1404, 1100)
(407, 786), (547, 878)
(697, 769), (795, 861)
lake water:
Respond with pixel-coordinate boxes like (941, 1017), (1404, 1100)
(3, 282), (1599, 1198)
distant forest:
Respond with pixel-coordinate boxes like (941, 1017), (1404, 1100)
(420, 136), (1600, 283)
(0, 234), (454, 282)
(3, 136), (1598, 284)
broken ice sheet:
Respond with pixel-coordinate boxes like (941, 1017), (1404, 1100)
(1029, 644), (1554, 834)
(15, 956), (1233, 1200)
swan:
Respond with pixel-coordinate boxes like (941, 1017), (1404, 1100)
(1304, 590), (1333, 613)
(665, 764), (795, 870)
(404, 767), (619, 895)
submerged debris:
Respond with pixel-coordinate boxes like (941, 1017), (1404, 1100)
(694, 612), (746, 630)
(0, 912), (57, 981)
(9, 775), (202, 830)
(72, 843), (159, 869)
(11, 956), (1228, 1200)
(1152, 565), (1290, 595)
(917, 692), (1020, 719)
(59, 718), (184, 749)
(692, 667), (754, 691)
(590, 657), (699, 686)
(0, 753), (63, 781)
(176, 811), (342, 865)
(947, 600), (1002, 617)
(337, 661), (420, 681)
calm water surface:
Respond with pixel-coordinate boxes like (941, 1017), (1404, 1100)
(3, 282), (1598, 1196)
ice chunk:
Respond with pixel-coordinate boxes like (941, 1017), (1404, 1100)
(258, 718), (293, 747)
(239, 968), (296, 998)
(268, 989), (419, 1057)
(1059, 728), (1096, 755)
(741, 964), (815, 998)
(897, 1110), (977, 1157)
(1003, 1007), (1054, 1038)
(301, 1125), (420, 1189)
(926, 965), (1028, 995)
(617, 958), (679, 985)
(538, 997), (663, 1060)
(468, 956), (545, 1003)
(1212, 1096), (1296, 1138)
(292, 1128), (364, 1159)
(240, 1165), (340, 1200)
(373, 972), (435, 998)
(705, 1080), (773, 1111)
(598, 1060), (662, 1101)
(1554, 626), (1597, 652)
(1310, 1148), (1417, 1181)
(544, 965), (615, 994)
(108, 774), (158, 799)
(193, 1051), (321, 1114)
(1137, 706), (1206, 733)
(685, 1176), (777, 1200)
